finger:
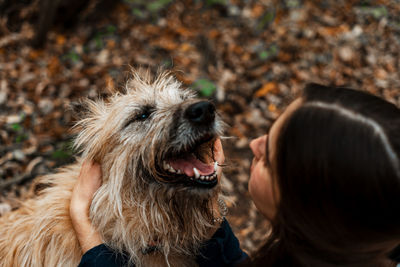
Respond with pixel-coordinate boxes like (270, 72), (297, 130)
(77, 161), (102, 195)
(85, 162), (102, 189)
(79, 161), (101, 181)
(71, 161), (102, 217)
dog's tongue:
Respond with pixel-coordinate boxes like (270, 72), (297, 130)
(169, 154), (214, 177)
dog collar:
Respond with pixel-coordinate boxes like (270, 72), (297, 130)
(141, 245), (160, 255)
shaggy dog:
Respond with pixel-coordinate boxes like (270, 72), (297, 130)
(0, 70), (226, 267)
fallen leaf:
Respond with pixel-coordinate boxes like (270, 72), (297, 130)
(254, 82), (278, 98)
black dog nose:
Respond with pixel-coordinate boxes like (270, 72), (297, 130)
(185, 101), (215, 124)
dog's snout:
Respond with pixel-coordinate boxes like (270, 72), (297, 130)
(185, 101), (215, 124)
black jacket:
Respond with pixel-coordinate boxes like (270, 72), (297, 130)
(78, 219), (248, 267)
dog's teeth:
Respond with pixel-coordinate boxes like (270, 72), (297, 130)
(163, 161), (169, 170)
(214, 162), (219, 172)
(200, 175), (204, 180)
(169, 166), (176, 173)
(176, 169), (182, 174)
(193, 168), (200, 179)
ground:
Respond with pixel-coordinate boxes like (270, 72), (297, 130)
(0, 0), (399, 255)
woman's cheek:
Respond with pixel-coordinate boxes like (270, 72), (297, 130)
(250, 158), (257, 173)
(249, 161), (276, 219)
(249, 161), (265, 202)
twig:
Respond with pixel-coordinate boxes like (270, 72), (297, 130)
(0, 172), (35, 190)
(0, 23), (34, 48)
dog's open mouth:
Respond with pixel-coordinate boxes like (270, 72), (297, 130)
(162, 134), (219, 188)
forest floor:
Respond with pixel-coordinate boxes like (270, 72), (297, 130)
(1, 0), (400, 255)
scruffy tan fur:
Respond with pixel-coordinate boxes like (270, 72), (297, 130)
(0, 70), (225, 267)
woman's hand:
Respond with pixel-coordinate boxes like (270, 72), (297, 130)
(70, 161), (103, 254)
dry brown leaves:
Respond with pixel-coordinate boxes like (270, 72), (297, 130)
(1, 0), (400, 254)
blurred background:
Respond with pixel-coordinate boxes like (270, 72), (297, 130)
(0, 0), (399, 254)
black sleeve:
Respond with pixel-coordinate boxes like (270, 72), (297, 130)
(196, 219), (249, 267)
(78, 244), (130, 267)
(78, 219), (248, 267)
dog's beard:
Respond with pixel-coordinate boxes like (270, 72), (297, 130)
(94, 169), (219, 266)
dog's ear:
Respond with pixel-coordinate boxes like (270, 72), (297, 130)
(70, 100), (90, 120)
(105, 83), (123, 95)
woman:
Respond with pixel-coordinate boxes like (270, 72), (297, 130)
(70, 84), (400, 266)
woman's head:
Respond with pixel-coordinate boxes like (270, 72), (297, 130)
(249, 84), (400, 266)
(248, 98), (302, 220)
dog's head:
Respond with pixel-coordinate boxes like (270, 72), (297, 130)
(72, 71), (227, 262)
(73, 70), (224, 192)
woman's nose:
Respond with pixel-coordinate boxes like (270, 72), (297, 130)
(250, 135), (267, 158)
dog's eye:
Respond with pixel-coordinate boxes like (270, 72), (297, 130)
(137, 111), (151, 121)
(125, 108), (154, 127)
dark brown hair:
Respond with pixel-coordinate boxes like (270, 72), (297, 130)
(247, 84), (400, 266)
